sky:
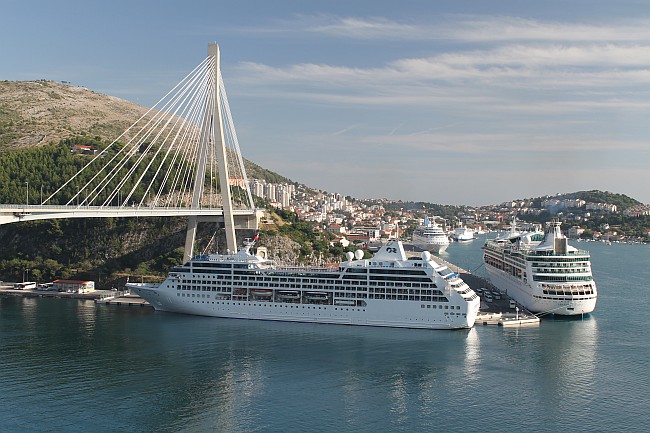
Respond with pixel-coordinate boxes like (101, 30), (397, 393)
(2, 0), (650, 206)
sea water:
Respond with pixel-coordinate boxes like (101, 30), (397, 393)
(0, 239), (648, 432)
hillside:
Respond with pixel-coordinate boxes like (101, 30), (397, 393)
(556, 190), (641, 210)
(0, 80), (148, 150)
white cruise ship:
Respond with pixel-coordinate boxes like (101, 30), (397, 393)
(127, 240), (480, 330)
(483, 220), (597, 316)
(412, 217), (450, 254)
(452, 226), (475, 242)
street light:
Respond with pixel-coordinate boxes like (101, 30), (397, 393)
(25, 181), (29, 206)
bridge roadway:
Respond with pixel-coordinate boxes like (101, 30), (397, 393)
(0, 204), (262, 227)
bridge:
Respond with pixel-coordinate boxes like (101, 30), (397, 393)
(0, 205), (259, 226)
(0, 44), (261, 262)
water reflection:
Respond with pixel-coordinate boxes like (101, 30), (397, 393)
(0, 295), (609, 433)
(538, 317), (599, 415)
(137, 315), (477, 432)
(463, 327), (481, 379)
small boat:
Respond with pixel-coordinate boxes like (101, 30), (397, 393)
(334, 300), (356, 306)
(250, 289), (273, 297)
(304, 291), (329, 300)
(276, 291), (300, 299)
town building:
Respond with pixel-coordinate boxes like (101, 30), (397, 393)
(52, 279), (95, 293)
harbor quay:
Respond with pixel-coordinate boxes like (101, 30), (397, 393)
(0, 282), (151, 307)
(0, 282), (104, 300)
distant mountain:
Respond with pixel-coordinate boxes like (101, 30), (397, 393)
(0, 80), (288, 183)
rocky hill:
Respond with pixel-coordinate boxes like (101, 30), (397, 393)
(0, 80), (148, 150)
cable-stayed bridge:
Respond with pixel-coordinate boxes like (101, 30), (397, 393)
(0, 44), (261, 262)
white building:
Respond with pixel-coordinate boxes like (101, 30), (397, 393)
(53, 280), (95, 293)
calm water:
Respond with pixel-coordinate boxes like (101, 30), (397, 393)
(1, 239), (648, 432)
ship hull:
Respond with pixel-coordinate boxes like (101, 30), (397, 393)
(485, 265), (597, 316)
(412, 237), (449, 254)
(130, 284), (478, 330)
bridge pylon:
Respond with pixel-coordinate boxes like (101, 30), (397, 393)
(184, 43), (238, 262)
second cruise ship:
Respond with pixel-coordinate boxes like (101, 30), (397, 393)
(483, 220), (597, 316)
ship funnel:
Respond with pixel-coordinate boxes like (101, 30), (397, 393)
(540, 219), (565, 252)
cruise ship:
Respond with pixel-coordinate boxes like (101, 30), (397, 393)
(127, 240), (480, 329)
(483, 220), (597, 316)
(452, 226), (475, 242)
(412, 217), (450, 253)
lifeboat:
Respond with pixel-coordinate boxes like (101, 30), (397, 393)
(304, 292), (329, 300)
(251, 289), (273, 297)
(334, 300), (356, 306)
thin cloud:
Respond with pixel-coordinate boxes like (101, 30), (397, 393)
(231, 42), (650, 115)
(274, 14), (650, 44)
(332, 124), (361, 135)
(366, 132), (650, 154)
(310, 16), (422, 40)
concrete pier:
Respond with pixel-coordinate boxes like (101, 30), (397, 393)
(0, 284), (152, 308)
(95, 293), (152, 308)
(0, 286), (102, 300)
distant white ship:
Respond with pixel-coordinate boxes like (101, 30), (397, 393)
(483, 220), (597, 316)
(412, 217), (450, 253)
(127, 239), (480, 330)
(452, 226), (475, 242)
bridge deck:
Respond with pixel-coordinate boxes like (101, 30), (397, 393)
(0, 205), (261, 225)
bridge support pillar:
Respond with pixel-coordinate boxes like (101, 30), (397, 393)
(184, 216), (198, 263)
